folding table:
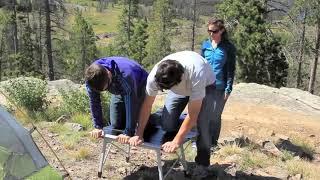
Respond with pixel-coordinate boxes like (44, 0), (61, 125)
(97, 126), (197, 180)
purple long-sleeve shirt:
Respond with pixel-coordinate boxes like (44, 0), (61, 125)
(86, 57), (148, 136)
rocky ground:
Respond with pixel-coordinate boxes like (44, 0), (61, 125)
(15, 82), (320, 179)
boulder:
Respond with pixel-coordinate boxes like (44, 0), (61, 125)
(56, 115), (70, 123)
(218, 133), (250, 147)
(262, 141), (283, 157)
(65, 123), (83, 132)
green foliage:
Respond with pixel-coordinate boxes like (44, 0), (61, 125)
(81, 5), (122, 34)
(291, 0), (320, 25)
(113, 0), (139, 56)
(59, 87), (111, 120)
(66, 10), (97, 81)
(71, 113), (92, 130)
(7, 52), (41, 79)
(218, 0), (289, 87)
(2, 77), (47, 111)
(59, 88), (91, 114)
(48, 123), (68, 134)
(19, 24), (38, 76)
(143, 0), (173, 68)
(281, 150), (294, 161)
(128, 18), (148, 64)
(98, 44), (119, 57)
(32, 106), (67, 122)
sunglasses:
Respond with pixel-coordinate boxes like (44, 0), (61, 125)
(207, 29), (220, 34)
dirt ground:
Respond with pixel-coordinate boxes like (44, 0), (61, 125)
(34, 96), (320, 180)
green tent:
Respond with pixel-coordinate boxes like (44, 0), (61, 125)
(0, 106), (48, 179)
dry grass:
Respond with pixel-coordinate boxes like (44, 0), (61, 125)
(183, 143), (197, 161)
(215, 144), (244, 158)
(11, 107), (34, 125)
(289, 134), (316, 157)
(73, 147), (91, 160)
(280, 150), (294, 161)
(71, 113), (92, 130)
(285, 159), (320, 179)
(48, 123), (68, 134)
(239, 150), (276, 171)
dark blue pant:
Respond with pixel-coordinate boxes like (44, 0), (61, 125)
(210, 89), (226, 146)
(161, 85), (215, 167)
(109, 89), (145, 134)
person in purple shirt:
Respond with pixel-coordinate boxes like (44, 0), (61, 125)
(85, 57), (148, 143)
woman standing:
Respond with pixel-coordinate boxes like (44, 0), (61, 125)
(201, 18), (236, 148)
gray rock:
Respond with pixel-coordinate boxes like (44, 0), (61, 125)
(65, 123), (83, 132)
(224, 163), (237, 176)
(48, 133), (59, 138)
(218, 134), (250, 147)
(262, 141), (283, 157)
(46, 79), (82, 106)
(275, 134), (290, 141)
(288, 174), (303, 180)
(229, 83), (320, 117)
(56, 115), (70, 123)
(264, 166), (288, 179)
(253, 169), (272, 177)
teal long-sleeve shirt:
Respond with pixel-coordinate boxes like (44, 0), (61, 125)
(201, 39), (236, 94)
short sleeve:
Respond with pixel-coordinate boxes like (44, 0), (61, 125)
(145, 66), (159, 96)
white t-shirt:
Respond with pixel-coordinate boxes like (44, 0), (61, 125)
(146, 51), (215, 100)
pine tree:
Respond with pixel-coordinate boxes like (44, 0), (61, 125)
(143, 0), (173, 68)
(114, 0), (139, 56)
(18, 24), (36, 76)
(128, 18), (148, 64)
(68, 10), (97, 81)
(218, 0), (289, 88)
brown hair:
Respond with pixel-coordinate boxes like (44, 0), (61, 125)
(85, 63), (110, 91)
(155, 60), (184, 91)
(207, 18), (228, 41)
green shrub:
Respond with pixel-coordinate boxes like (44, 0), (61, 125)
(59, 88), (90, 114)
(71, 113), (92, 130)
(1, 77), (47, 111)
(59, 87), (111, 120)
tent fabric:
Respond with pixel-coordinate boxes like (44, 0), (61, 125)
(0, 106), (48, 179)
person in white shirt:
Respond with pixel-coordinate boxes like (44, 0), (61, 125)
(129, 51), (216, 177)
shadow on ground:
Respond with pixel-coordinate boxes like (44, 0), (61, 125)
(122, 160), (282, 180)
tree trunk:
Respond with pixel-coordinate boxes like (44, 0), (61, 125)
(38, 7), (43, 72)
(44, 0), (54, 80)
(12, 0), (18, 54)
(191, 0), (196, 51)
(296, 9), (307, 88)
(308, 18), (320, 94)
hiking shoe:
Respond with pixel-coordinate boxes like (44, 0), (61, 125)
(192, 165), (208, 178)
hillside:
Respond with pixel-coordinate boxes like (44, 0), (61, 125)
(24, 81), (319, 179)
